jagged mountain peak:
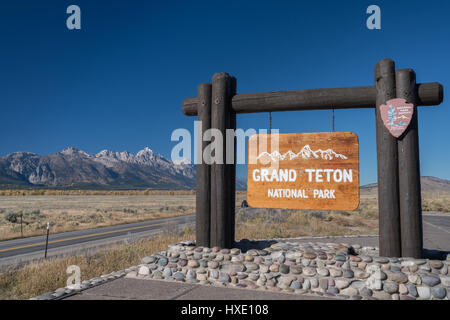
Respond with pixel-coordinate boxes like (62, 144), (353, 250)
(96, 149), (115, 157)
(256, 144), (347, 161)
(136, 146), (156, 158)
(141, 146), (153, 153)
(60, 146), (89, 157)
(7, 151), (39, 157)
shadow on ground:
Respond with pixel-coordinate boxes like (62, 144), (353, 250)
(234, 238), (449, 261)
(423, 248), (449, 260)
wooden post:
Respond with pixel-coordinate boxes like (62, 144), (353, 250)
(44, 222), (50, 259)
(211, 73), (232, 248)
(396, 69), (423, 258)
(227, 76), (237, 248)
(196, 83), (212, 247)
(20, 213), (23, 238)
(374, 58), (401, 257)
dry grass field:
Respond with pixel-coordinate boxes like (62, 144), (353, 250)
(421, 190), (450, 212)
(0, 189), (448, 242)
(0, 189), (448, 299)
(235, 191), (379, 239)
(357, 189), (450, 215)
(0, 194), (195, 241)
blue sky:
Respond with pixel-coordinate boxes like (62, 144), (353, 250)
(0, 0), (449, 185)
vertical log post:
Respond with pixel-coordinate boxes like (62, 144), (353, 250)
(211, 73), (233, 248)
(374, 58), (402, 257)
(396, 69), (423, 258)
(196, 83), (212, 247)
(227, 76), (237, 248)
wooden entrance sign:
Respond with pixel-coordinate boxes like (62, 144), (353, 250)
(182, 59), (443, 256)
(247, 132), (359, 210)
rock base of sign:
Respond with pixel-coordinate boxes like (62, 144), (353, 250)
(126, 239), (449, 300)
(31, 269), (131, 300)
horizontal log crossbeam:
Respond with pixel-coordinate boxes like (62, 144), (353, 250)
(183, 82), (443, 116)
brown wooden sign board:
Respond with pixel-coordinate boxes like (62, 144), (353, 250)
(247, 132), (359, 210)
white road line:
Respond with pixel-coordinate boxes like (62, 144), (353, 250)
(423, 220), (450, 234)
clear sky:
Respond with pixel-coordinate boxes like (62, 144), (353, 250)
(0, 0), (449, 185)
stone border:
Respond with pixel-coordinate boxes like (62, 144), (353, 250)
(31, 268), (133, 300)
(128, 239), (449, 300)
(32, 236), (449, 300)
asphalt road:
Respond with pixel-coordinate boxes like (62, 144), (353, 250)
(421, 213), (450, 252)
(423, 214), (450, 229)
(0, 212), (448, 268)
(0, 214), (195, 260)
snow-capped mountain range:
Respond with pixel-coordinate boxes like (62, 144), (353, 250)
(256, 145), (348, 162)
(0, 146), (196, 189)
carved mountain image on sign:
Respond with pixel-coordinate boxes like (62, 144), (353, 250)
(256, 145), (348, 162)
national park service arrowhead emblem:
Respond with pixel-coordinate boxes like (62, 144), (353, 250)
(380, 98), (414, 138)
